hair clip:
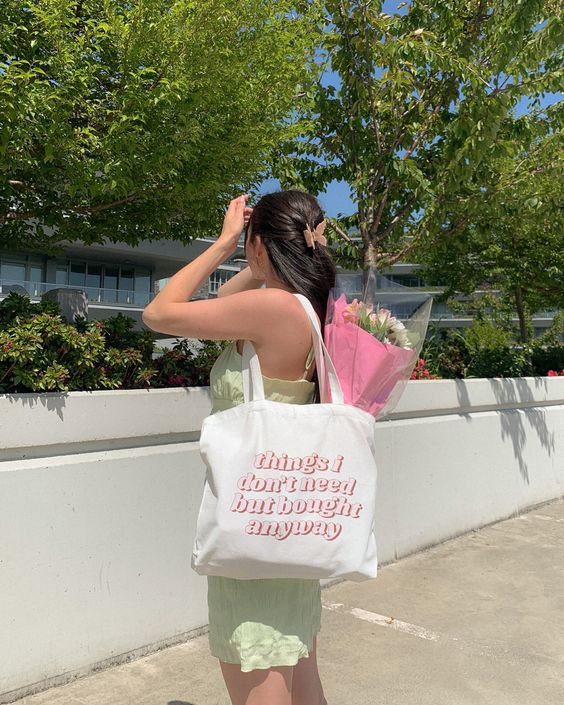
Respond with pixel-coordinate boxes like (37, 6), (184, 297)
(303, 220), (327, 249)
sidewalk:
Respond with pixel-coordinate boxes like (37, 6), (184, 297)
(14, 497), (564, 705)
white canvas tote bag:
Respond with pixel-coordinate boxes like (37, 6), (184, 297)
(191, 294), (378, 581)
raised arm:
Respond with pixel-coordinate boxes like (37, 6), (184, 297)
(142, 194), (273, 341)
(217, 266), (264, 297)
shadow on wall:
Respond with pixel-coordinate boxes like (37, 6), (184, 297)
(453, 376), (557, 483)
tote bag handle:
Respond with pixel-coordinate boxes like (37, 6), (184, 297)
(242, 293), (344, 404)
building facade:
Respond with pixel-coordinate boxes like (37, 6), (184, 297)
(0, 236), (559, 341)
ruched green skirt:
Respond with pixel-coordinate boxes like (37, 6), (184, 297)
(207, 575), (322, 672)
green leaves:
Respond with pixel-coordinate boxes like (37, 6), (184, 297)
(274, 0), (562, 279)
(1, 0), (321, 246)
(416, 115), (563, 341)
(0, 291), (232, 392)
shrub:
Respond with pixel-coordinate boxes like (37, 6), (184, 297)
(0, 292), (227, 393)
(0, 307), (154, 393)
(527, 311), (564, 375)
(410, 358), (440, 380)
(1, 291), (560, 392)
(529, 342), (564, 376)
(0, 290), (61, 325)
(419, 327), (472, 379)
(465, 345), (534, 378)
(417, 309), (564, 379)
(460, 317), (534, 378)
(75, 311), (155, 362)
(152, 339), (228, 388)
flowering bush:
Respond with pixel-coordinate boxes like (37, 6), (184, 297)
(0, 292), (226, 393)
(531, 343), (564, 376)
(546, 369), (564, 376)
(410, 358), (440, 380)
(417, 328), (470, 378)
(417, 320), (564, 380)
(155, 338), (228, 387)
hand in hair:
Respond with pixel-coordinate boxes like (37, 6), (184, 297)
(216, 194), (253, 256)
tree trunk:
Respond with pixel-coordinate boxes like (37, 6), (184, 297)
(362, 241), (379, 297)
(514, 286), (530, 343)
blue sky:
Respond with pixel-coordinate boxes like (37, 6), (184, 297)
(256, 0), (561, 218)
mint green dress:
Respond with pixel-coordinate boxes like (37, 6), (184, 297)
(206, 341), (322, 672)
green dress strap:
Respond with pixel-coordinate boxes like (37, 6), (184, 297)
(301, 344), (316, 379)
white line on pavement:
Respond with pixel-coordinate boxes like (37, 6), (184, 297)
(322, 601), (441, 641)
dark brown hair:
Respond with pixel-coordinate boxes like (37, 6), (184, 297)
(245, 190), (337, 402)
(245, 190), (336, 328)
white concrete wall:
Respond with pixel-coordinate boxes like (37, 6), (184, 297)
(1, 378), (563, 702)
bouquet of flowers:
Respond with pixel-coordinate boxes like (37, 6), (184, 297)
(324, 270), (433, 419)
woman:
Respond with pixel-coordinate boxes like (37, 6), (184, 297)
(142, 189), (336, 705)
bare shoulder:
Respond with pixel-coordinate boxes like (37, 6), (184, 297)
(253, 288), (319, 354)
(235, 286), (308, 315)
(252, 287), (315, 324)
(240, 288), (318, 378)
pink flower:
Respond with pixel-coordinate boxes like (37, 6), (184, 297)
(343, 299), (373, 323)
(547, 370), (559, 376)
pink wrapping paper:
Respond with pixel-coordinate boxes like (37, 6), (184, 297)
(324, 293), (419, 417)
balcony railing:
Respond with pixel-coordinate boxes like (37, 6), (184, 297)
(0, 278), (559, 323)
(0, 278), (153, 307)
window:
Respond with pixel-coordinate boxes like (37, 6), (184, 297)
(0, 255), (47, 295)
(118, 267), (134, 304)
(0, 260), (26, 284)
(102, 266), (119, 303)
(134, 267), (151, 305)
(69, 262), (86, 287)
(86, 263), (102, 288)
(209, 269), (237, 296)
(2, 255), (153, 306)
(56, 265), (68, 286)
(85, 263), (102, 301)
(28, 264), (43, 295)
(387, 274), (424, 288)
(29, 264), (43, 281)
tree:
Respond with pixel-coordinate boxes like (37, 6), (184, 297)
(414, 109), (563, 343)
(272, 0), (563, 285)
(0, 0), (322, 254)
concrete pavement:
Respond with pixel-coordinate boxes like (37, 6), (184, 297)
(13, 497), (564, 705)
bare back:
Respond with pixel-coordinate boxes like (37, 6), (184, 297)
(235, 291), (319, 382)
